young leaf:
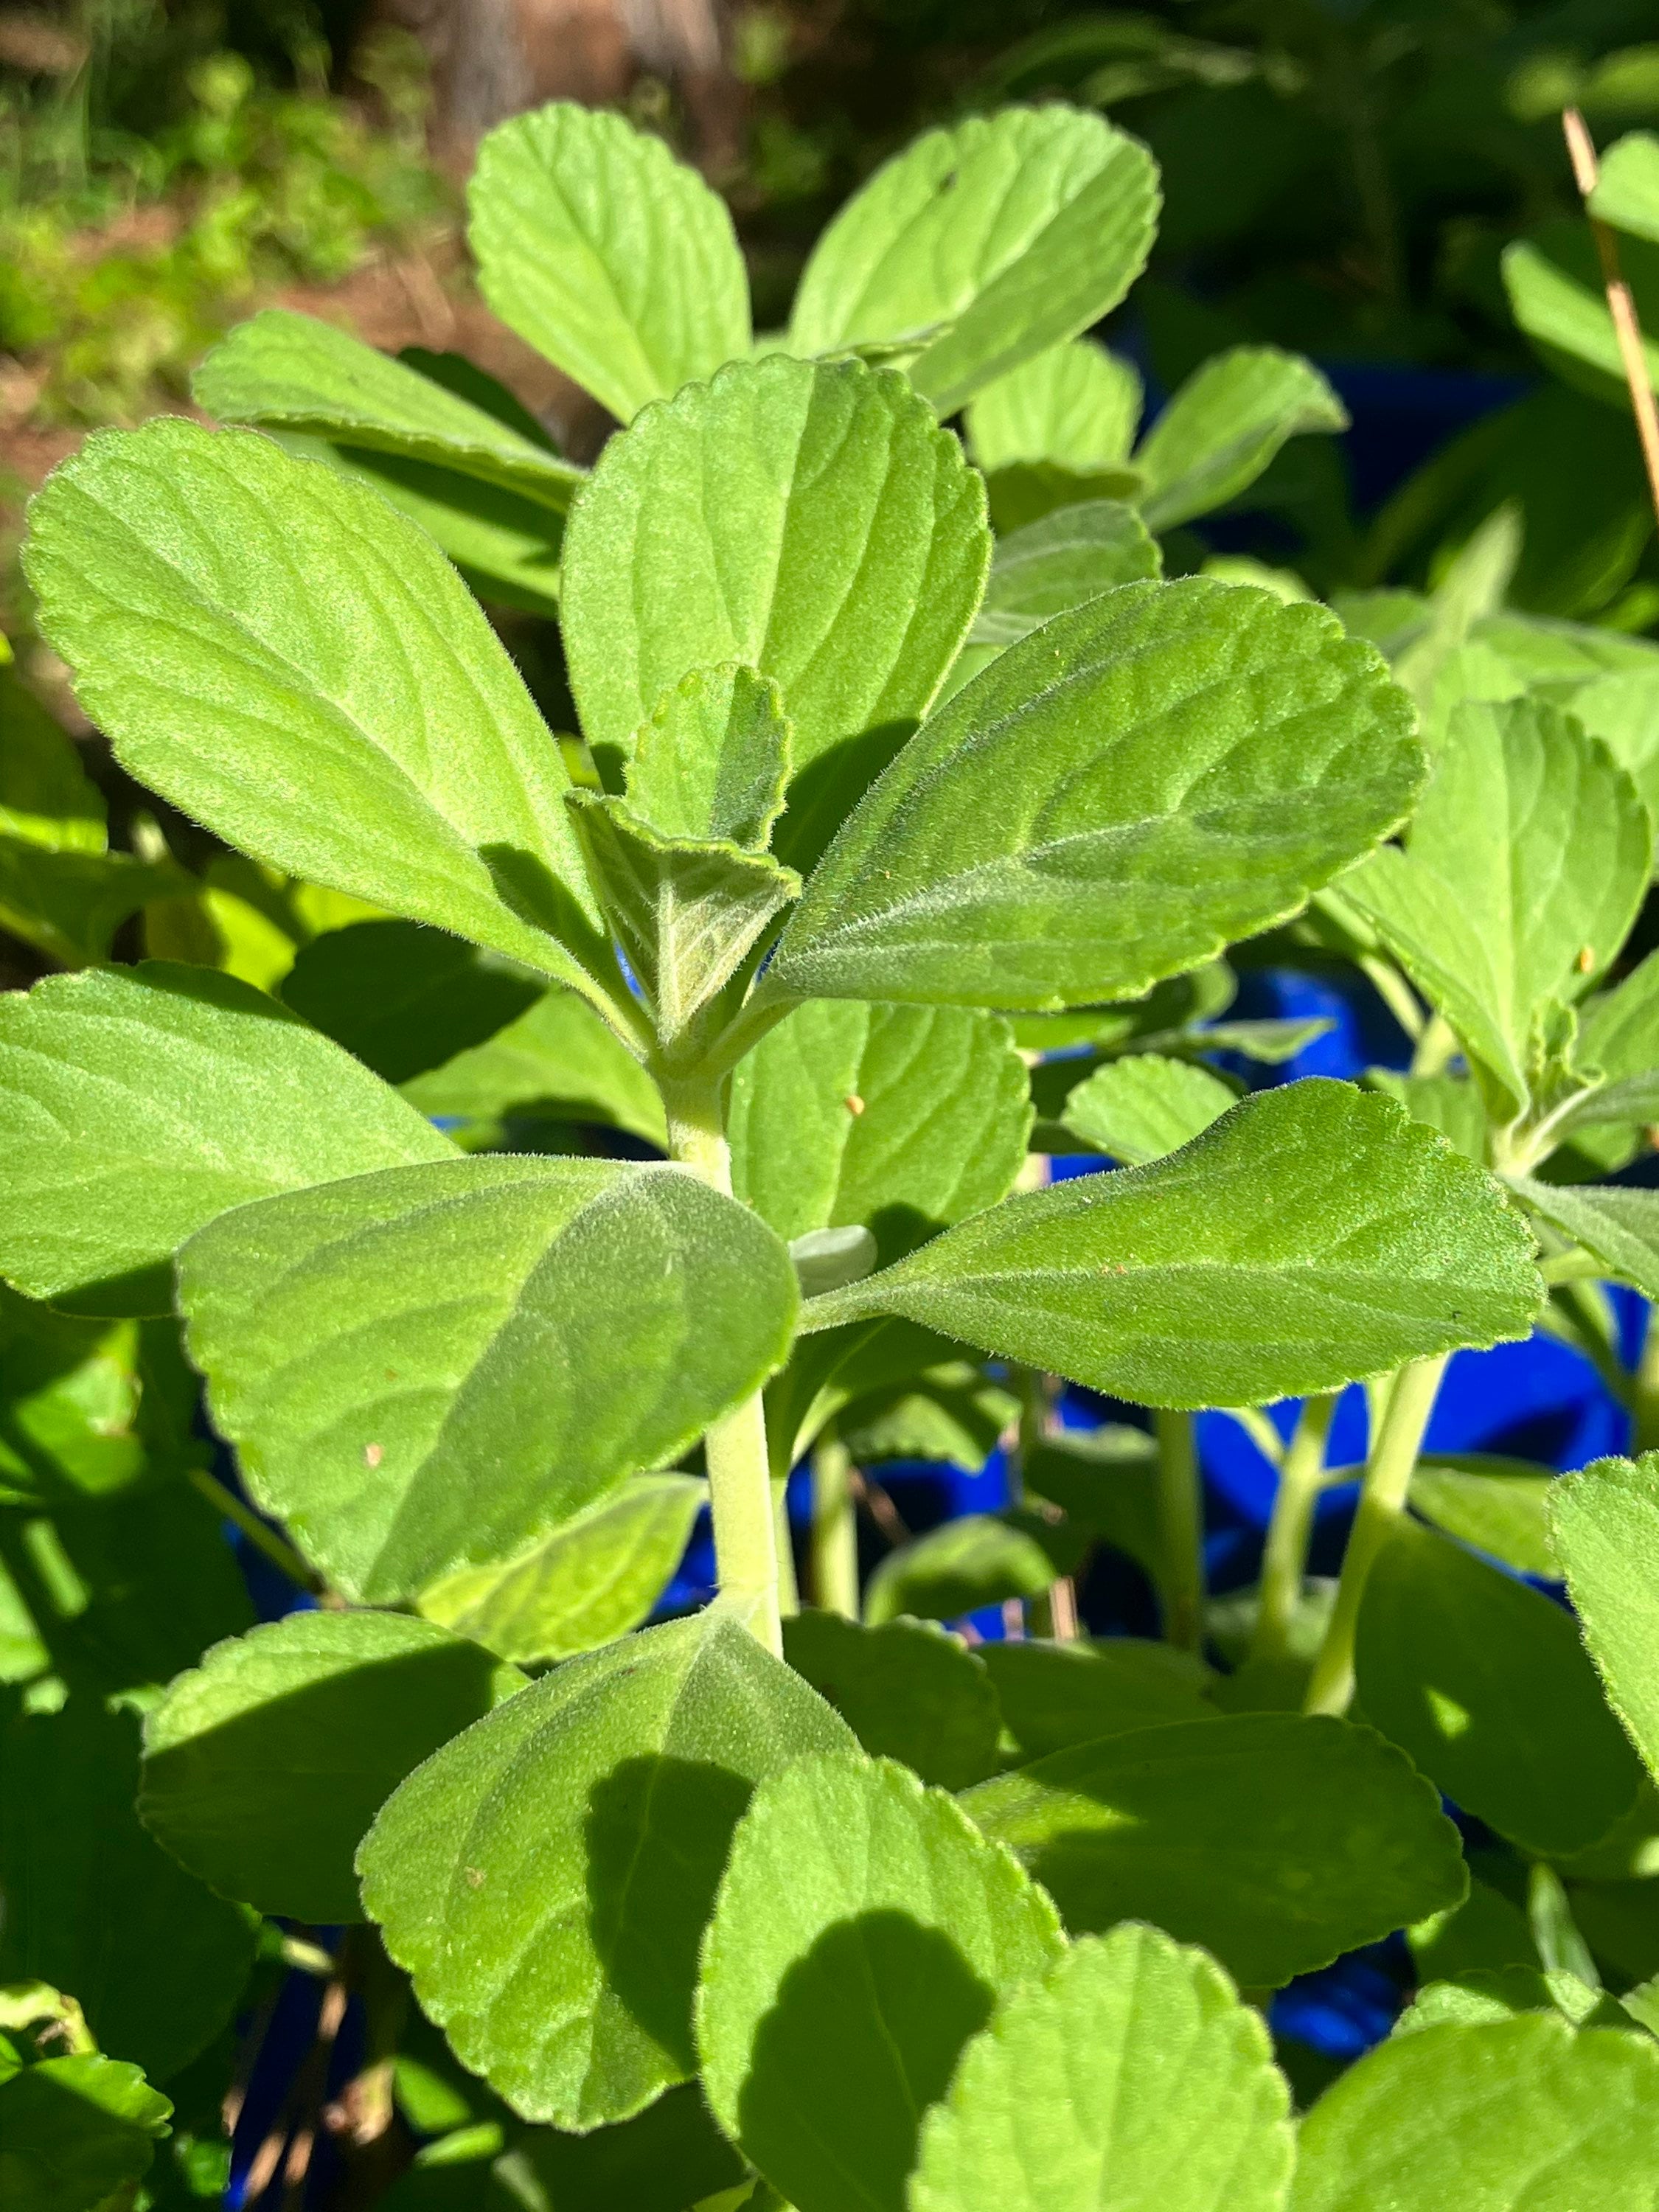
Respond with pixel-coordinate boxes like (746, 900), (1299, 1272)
(1134, 348), (1346, 532)
(864, 1513), (1077, 1627)
(0, 963), (452, 1315)
(24, 422), (610, 992)
(1578, 945), (1659, 1088)
(1060, 1052), (1236, 1163)
(728, 999), (1032, 1264)
(961, 1712), (1466, 1987)
(400, 985), (667, 1150)
(801, 1082), (1542, 1408)
(782, 1610), (1001, 1789)
(766, 580), (1421, 1011)
(566, 795), (799, 1045)
(1550, 1452), (1659, 1785)
(787, 106), (1159, 416)
(417, 1473), (706, 1665)
(1354, 1517), (1644, 1856)
(909, 1924), (1294, 2212)
(837, 1366), (1016, 1471)
(0, 2053), (173, 2212)
(1334, 700), (1652, 1110)
(139, 1613), (526, 1923)
(559, 356), (989, 796)
(625, 664), (792, 849)
(468, 102), (751, 426)
(192, 309), (582, 507)
(1511, 1178), (1659, 1301)
(967, 501), (1161, 647)
(178, 1157), (798, 1604)
(1408, 1457), (1554, 1576)
(1288, 2014), (1659, 2211)
(0, 1696), (256, 2081)
(695, 1753), (1065, 2212)
(1590, 131), (1659, 242)
(358, 1613), (856, 2128)
(281, 919), (545, 1084)
(980, 1638), (1216, 1761)
(964, 337), (1143, 479)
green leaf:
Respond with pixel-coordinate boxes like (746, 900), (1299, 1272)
(281, 920), (545, 1084)
(802, 1082), (1542, 1408)
(1288, 2014), (1659, 2211)
(980, 1638), (1216, 1761)
(1591, 132), (1659, 242)
(1512, 1178), (1659, 1301)
(400, 986), (667, 1150)
(1504, 224), (1659, 408)
(139, 1612), (526, 1923)
(1334, 699), (1652, 1111)
(767, 580), (1421, 1012)
(559, 356), (989, 795)
(1024, 1425), (1162, 1573)
(1354, 1516), (1643, 1856)
(1393, 1964), (1596, 2036)
(0, 1695), (256, 2081)
(1060, 1052), (1237, 1163)
(1134, 348), (1346, 532)
(1551, 1452), (1659, 1785)
(23, 421), (610, 992)
(625, 664), (792, 848)
(961, 1712), (1466, 1987)
(509, 2081), (746, 2212)
(566, 796), (799, 1046)
(728, 999), (1031, 1265)
(0, 963), (452, 1315)
(0, 1290), (194, 1509)
(787, 106), (1159, 416)
(964, 337), (1143, 478)
(909, 1924), (1294, 2212)
(1579, 947), (1659, 1088)
(193, 310), (582, 507)
(864, 1513), (1075, 1627)
(178, 1157), (797, 1604)
(1408, 1457), (1555, 1576)
(836, 1367), (1016, 1471)
(0, 669), (103, 852)
(315, 439), (566, 619)
(0, 842), (187, 971)
(781, 1610), (1001, 1789)
(468, 102), (751, 426)
(695, 1753), (1065, 2212)
(417, 1473), (706, 1665)
(359, 1612), (857, 2127)
(967, 501), (1160, 648)
(0, 2053), (172, 2212)
(1366, 1071), (1488, 1164)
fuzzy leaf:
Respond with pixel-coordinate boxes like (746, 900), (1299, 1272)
(23, 422), (608, 990)
(139, 1613), (526, 1923)
(359, 1613), (856, 2128)
(1060, 1052), (1236, 1163)
(964, 338), (1143, 477)
(400, 986), (667, 1149)
(560, 357), (989, 796)
(316, 439), (565, 617)
(865, 1513), (1076, 1627)
(625, 664), (792, 848)
(468, 102), (750, 425)
(417, 1473), (706, 1664)
(0, 964), (452, 1315)
(980, 1638), (1216, 1761)
(968, 501), (1160, 647)
(177, 1157), (797, 1603)
(788, 107), (1159, 416)
(1408, 1458), (1555, 1576)
(1512, 1178), (1659, 1301)
(192, 309), (582, 507)
(1550, 1452), (1659, 1786)
(695, 1754), (1065, 2212)
(281, 919), (545, 1084)
(782, 1611), (1001, 1790)
(1134, 348), (1346, 531)
(961, 1712), (1465, 1988)
(767, 580), (1420, 1011)
(908, 1924), (1294, 2212)
(801, 1082), (1542, 1408)
(1354, 1516), (1644, 1856)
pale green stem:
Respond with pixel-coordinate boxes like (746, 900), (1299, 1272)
(188, 1467), (324, 1594)
(773, 1477), (800, 1619)
(1635, 1307), (1659, 1458)
(810, 1434), (859, 1618)
(1251, 1392), (1337, 1666)
(1410, 1012), (1458, 1078)
(1304, 1356), (1447, 1716)
(1357, 955), (1425, 1044)
(660, 1074), (782, 1657)
(1154, 1408), (1204, 1654)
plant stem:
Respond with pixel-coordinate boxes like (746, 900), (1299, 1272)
(1634, 1306), (1659, 1457)
(1154, 1408), (1204, 1654)
(188, 1467), (324, 1593)
(1304, 1355), (1446, 1716)
(811, 1433), (859, 1618)
(1251, 1393), (1337, 1666)
(659, 1073), (783, 1658)
(1562, 108), (1659, 531)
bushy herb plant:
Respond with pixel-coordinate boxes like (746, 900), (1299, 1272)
(4, 95), (1659, 2212)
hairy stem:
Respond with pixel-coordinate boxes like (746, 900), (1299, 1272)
(1304, 1356), (1446, 1715)
(810, 1433), (859, 1618)
(1154, 1408), (1204, 1654)
(1251, 1393), (1337, 1666)
(660, 1073), (783, 1656)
